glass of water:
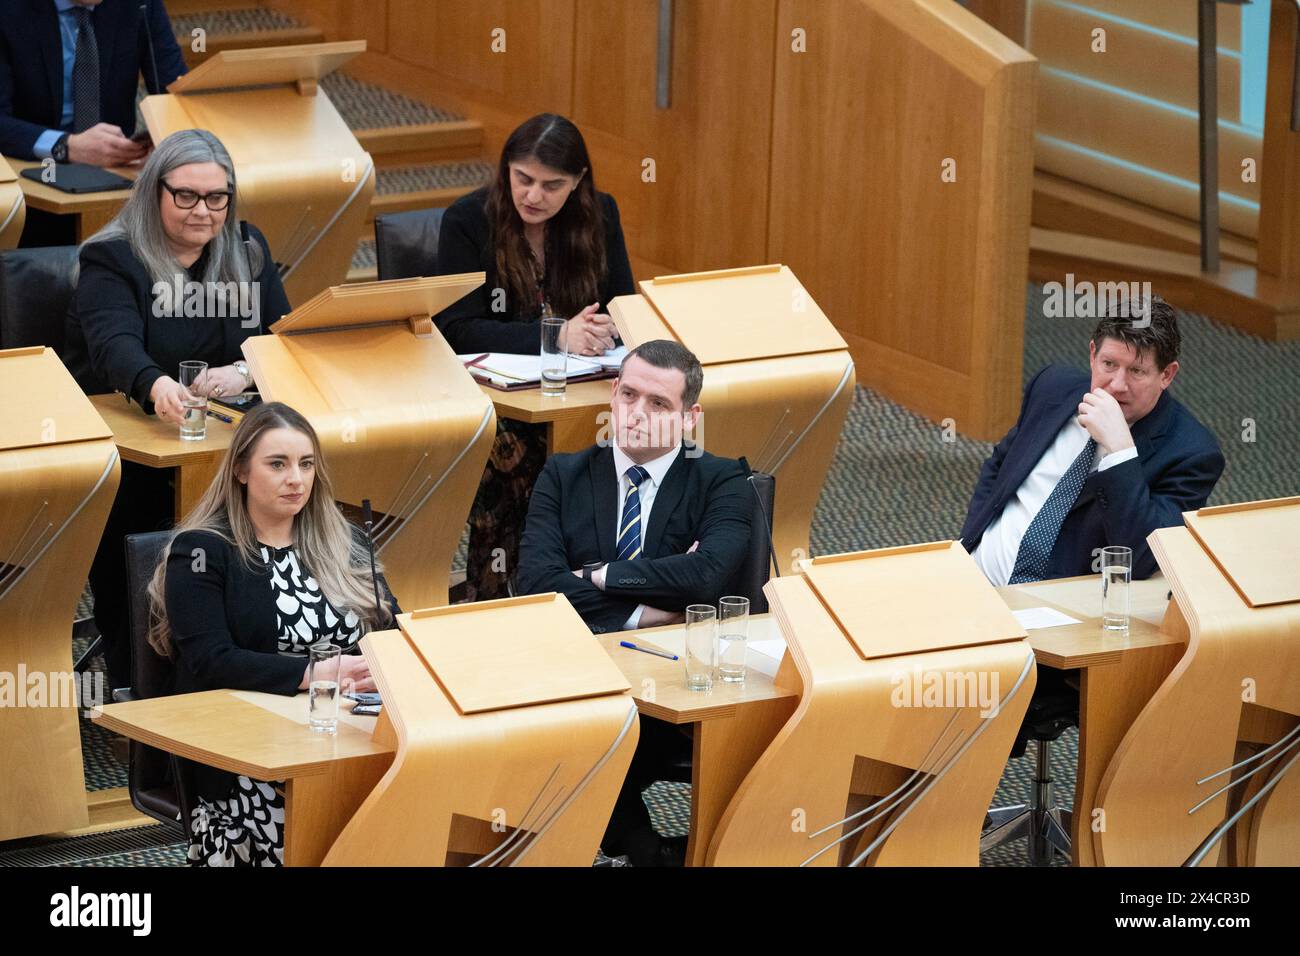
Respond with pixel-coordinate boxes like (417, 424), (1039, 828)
(718, 596), (750, 683)
(1101, 546), (1132, 632)
(308, 642), (341, 734)
(178, 360), (208, 441)
(540, 314), (567, 397)
(684, 604), (717, 691)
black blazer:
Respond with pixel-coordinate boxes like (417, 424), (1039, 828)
(516, 443), (753, 634)
(164, 528), (400, 799)
(433, 185), (635, 354)
(63, 222), (290, 410)
(960, 364), (1225, 580)
(0, 0), (186, 158)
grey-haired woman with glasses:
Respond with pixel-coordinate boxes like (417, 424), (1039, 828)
(63, 127), (290, 691)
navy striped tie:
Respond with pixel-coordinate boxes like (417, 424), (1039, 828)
(1008, 438), (1097, 584)
(615, 466), (651, 561)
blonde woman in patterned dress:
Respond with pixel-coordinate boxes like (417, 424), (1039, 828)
(146, 402), (400, 866)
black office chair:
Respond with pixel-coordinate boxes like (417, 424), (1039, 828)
(0, 244), (79, 353)
(661, 467), (778, 785)
(114, 530), (195, 838)
(980, 667), (1078, 864)
(374, 208), (444, 281)
(731, 466), (777, 612)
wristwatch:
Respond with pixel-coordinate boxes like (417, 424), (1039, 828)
(233, 359), (251, 391)
(582, 562), (602, 583)
(51, 133), (70, 164)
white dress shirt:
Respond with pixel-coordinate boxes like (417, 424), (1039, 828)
(593, 443), (683, 628)
(973, 416), (1139, 586)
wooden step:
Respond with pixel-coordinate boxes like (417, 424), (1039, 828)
(366, 161), (492, 227)
(49, 788), (156, 839)
(166, 0), (262, 15)
(348, 237), (377, 284)
(357, 120), (484, 166)
(1034, 171), (1257, 267)
(169, 7), (321, 67)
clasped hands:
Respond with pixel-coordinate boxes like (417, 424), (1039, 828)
(149, 365), (250, 425)
(1077, 388), (1135, 456)
(564, 303), (616, 357)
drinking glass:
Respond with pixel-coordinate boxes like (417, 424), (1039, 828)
(1101, 546), (1132, 632)
(718, 596), (750, 683)
(540, 315), (567, 397)
(684, 604), (717, 691)
(308, 642), (341, 734)
(178, 360), (208, 441)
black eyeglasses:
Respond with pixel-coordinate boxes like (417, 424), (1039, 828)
(161, 180), (232, 211)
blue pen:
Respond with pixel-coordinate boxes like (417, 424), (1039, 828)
(620, 640), (678, 661)
(206, 409), (234, 424)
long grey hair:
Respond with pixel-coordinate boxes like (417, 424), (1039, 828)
(85, 128), (264, 312)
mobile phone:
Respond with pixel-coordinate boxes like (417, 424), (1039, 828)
(344, 691), (382, 705)
(351, 703), (381, 717)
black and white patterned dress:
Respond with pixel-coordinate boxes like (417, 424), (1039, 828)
(186, 544), (363, 867)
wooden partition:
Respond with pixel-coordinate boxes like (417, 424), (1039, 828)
(0, 156), (25, 250)
(766, 0), (1036, 439)
(267, 0), (1037, 440)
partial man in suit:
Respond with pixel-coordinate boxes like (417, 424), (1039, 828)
(961, 297), (1224, 586)
(517, 338), (754, 865)
(0, 0), (187, 245)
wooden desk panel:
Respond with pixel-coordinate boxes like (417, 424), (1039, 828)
(89, 393), (238, 519)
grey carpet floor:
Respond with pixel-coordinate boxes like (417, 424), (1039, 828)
(17, 284), (1297, 866)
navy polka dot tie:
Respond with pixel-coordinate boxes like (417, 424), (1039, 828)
(615, 466), (650, 561)
(71, 8), (100, 133)
(1008, 438), (1097, 584)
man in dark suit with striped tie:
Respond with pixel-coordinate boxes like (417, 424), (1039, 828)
(0, 0), (187, 244)
(517, 338), (753, 635)
(517, 338), (753, 866)
(960, 297), (1224, 587)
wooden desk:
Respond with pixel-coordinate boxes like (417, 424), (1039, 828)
(89, 393), (239, 520)
(600, 616), (798, 867)
(999, 574), (1182, 866)
(482, 379), (612, 454)
(606, 578), (1179, 867)
(94, 688), (394, 866)
(6, 157), (135, 241)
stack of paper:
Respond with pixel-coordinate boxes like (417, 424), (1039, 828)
(456, 352), (602, 389)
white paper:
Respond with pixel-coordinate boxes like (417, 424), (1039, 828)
(569, 344), (628, 370)
(457, 352), (601, 385)
(1012, 606), (1082, 630)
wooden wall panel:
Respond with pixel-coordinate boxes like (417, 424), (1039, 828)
(768, 0), (1035, 439)
(571, 0), (776, 275)
(387, 0), (574, 117)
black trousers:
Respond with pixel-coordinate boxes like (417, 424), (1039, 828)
(89, 460), (175, 690)
(602, 715), (693, 855)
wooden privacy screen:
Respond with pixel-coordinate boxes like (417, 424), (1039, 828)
(267, 0), (1037, 440)
(0, 347), (120, 840)
(0, 156), (25, 250)
(767, 0), (1036, 441)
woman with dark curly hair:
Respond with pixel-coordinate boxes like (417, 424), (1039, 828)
(435, 113), (634, 600)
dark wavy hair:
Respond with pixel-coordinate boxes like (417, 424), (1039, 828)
(487, 113), (606, 320)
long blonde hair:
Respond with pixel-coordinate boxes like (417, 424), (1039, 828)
(147, 402), (394, 656)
